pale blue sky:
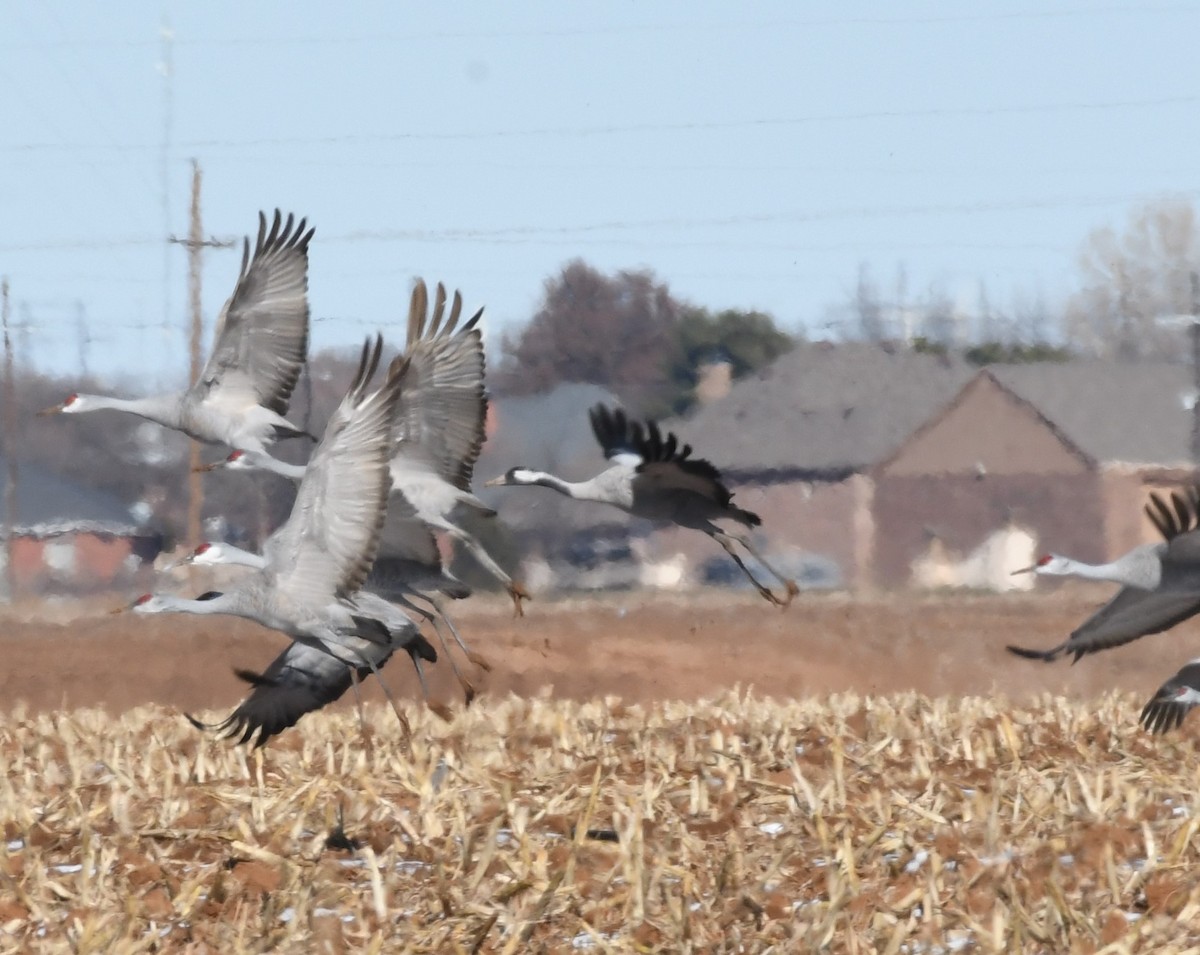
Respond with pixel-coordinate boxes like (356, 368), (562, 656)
(2, 1), (1199, 386)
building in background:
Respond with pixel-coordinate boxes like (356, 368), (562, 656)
(0, 454), (162, 600)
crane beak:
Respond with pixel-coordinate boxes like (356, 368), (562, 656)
(483, 476), (506, 487)
(193, 461), (222, 473)
(36, 403), (65, 417)
(108, 604), (127, 615)
(1010, 564), (1036, 576)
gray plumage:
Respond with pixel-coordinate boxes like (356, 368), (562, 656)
(40, 210), (314, 454)
(129, 336), (424, 744)
(1007, 485), (1200, 664)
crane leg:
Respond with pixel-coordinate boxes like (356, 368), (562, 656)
(442, 523), (531, 617)
(710, 530), (795, 608)
(348, 666), (367, 736)
(429, 594), (492, 673)
(338, 645), (412, 750)
(726, 531), (800, 607)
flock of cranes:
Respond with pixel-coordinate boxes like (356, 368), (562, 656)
(33, 207), (1200, 744)
(38, 208), (798, 747)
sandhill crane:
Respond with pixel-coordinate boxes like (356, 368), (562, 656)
(120, 336), (423, 745)
(172, 534), (486, 702)
(1007, 485), (1200, 733)
(485, 404), (799, 607)
(39, 210), (314, 454)
(200, 279), (528, 615)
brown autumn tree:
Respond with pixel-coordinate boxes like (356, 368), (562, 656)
(1064, 198), (1200, 360)
(493, 260), (684, 414)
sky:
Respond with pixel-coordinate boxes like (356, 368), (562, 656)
(2, 1), (1200, 388)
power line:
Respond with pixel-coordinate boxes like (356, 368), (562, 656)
(5, 94), (1200, 152)
(0, 6), (1193, 51)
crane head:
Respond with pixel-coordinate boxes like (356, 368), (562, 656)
(484, 467), (538, 487)
(1011, 554), (1069, 576)
(37, 393), (83, 416)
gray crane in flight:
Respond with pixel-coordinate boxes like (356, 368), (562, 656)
(1008, 484), (1200, 734)
(121, 336), (425, 746)
(40, 210), (314, 454)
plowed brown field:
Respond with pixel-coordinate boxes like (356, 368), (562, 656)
(2, 585), (1198, 716)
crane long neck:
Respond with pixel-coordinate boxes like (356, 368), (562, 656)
(519, 471), (602, 501)
(213, 545), (268, 569)
(81, 393), (183, 427)
(1063, 554), (1160, 589)
(252, 453), (306, 481)
(161, 592), (242, 615)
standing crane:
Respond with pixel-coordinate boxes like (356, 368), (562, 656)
(120, 336), (423, 746)
(1007, 484), (1200, 733)
(485, 404), (799, 607)
(39, 210), (314, 454)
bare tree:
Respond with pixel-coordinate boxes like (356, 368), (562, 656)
(1065, 198), (1200, 360)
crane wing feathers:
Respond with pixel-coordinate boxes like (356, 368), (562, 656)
(274, 337), (403, 602)
(393, 280), (488, 490)
(1058, 587), (1200, 661)
(197, 210), (314, 415)
(1140, 659), (1200, 734)
(201, 642), (365, 748)
(589, 403), (734, 503)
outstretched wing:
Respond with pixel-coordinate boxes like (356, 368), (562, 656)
(1140, 658), (1200, 734)
(1146, 485), (1200, 568)
(195, 210), (314, 415)
(273, 336), (404, 603)
(588, 403), (735, 504)
(392, 279), (488, 490)
(188, 633), (434, 748)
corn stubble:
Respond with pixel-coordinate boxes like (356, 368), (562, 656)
(1, 692), (1199, 953)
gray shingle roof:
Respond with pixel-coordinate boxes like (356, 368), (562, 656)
(666, 342), (976, 475)
(990, 362), (1194, 466)
(0, 454), (145, 536)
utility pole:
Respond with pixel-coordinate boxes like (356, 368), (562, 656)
(1191, 271), (1200, 469)
(2, 279), (17, 602)
(168, 160), (235, 548)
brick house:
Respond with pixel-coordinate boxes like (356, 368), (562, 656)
(0, 456), (162, 599)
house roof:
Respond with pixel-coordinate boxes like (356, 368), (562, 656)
(990, 361), (1194, 467)
(666, 342), (977, 475)
(0, 454), (147, 536)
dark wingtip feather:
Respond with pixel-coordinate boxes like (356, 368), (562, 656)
(1140, 699), (1184, 734)
(1006, 644), (1060, 662)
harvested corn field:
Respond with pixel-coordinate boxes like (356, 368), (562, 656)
(3, 691), (1200, 953)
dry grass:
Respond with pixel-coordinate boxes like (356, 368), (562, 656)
(2, 692), (1200, 953)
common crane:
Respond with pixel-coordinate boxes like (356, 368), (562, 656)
(486, 404), (799, 607)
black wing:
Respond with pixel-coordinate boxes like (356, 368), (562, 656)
(189, 634), (435, 748)
(587, 403), (737, 502)
(1140, 658), (1200, 734)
